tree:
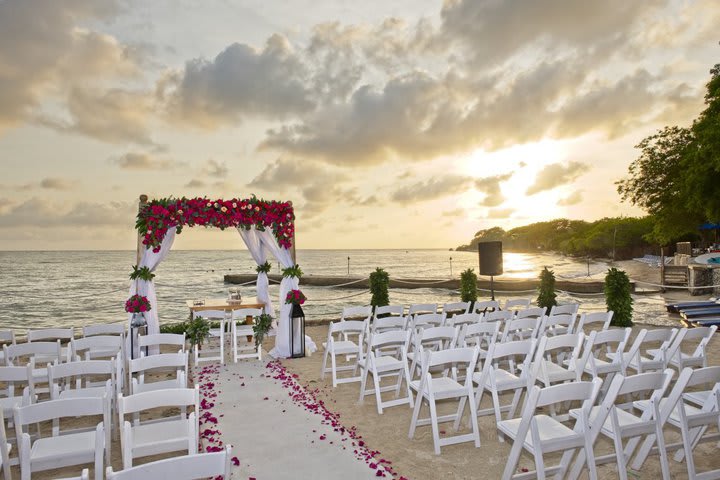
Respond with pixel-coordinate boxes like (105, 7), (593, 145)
(459, 268), (478, 309)
(536, 267), (557, 310)
(617, 63), (720, 243)
(604, 268), (633, 327)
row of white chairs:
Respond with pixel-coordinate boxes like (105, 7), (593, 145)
(191, 308), (265, 365)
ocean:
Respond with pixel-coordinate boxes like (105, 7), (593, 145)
(0, 249), (676, 331)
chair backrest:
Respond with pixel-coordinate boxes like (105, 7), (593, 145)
(4, 340), (62, 365)
(231, 308), (263, 321)
(539, 313), (577, 336)
(533, 378), (601, 409)
(129, 351), (188, 391)
(341, 306), (373, 321)
(483, 310), (513, 323)
(368, 330), (410, 354)
(446, 313), (481, 328)
(474, 300), (500, 313)
(658, 366), (720, 424)
(532, 333), (584, 380)
(502, 317), (541, 342)
(486, 338), (536, 368)
(27, 327), (74, 343)
(414, 326), (457, 352)
(71, 335), (124, 361)
(83, 323), (125, 337)
(666, 326), (717, 368)
(420, 346), (479, 385)
(549, 303), (580, 316)
(579, 327), (631, 371)
(442, 301), (470, 316)
(371, 315), (407, 334)
(460, 322), (500, 351)
(329, 320), (366, 336)
(138, 333), (186, 352)
(626, 328), (677, 363)
(0, 364), (35, 402)
(118, 385), (199, 418)
(373, 305), (404, 320)
(49, 359), (115, 399)
(0, 330), (15, 345)
(407, 303), (437, 316)
(410, 313), (446, 331)
(106, 446), (232, 480)
(515, 307), (546, 320)
(504, 298), (532, 311)
(575, 311), (613, 334)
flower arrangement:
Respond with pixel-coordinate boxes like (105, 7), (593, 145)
(252, 313), (273, 348)
(136, 195), (295, 253)
(125, 294), (151, 313)
(285, 289), (306, 305)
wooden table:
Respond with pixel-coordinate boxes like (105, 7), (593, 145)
(187, 298), (265, 341)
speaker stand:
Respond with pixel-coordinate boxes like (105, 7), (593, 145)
(490, 275), (495, 301)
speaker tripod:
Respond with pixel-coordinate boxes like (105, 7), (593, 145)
(489, 275), (495, 301)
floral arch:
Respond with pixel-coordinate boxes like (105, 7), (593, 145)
(129, 194), (305, 358)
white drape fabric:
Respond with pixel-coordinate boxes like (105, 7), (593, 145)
(237, 227), (274, 318)
(257, 229), (317, 358)
(128, 227), (176, 356)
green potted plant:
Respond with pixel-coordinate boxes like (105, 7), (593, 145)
(252, 313), (273, 348)
(537, 267), (558, 310)
(604, 267), (633, 327)
(460, 268), (478, 310)
(185, 315), (211, 350)
(369, 267), (390, 309)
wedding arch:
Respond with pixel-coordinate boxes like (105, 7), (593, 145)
(128, 194), (306, 358)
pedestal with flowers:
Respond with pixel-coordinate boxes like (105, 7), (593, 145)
(125, 293), (150, 359)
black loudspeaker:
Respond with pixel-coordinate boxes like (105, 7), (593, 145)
(478, 241), (503, 276)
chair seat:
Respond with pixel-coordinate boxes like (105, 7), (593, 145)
(608, 352), (663, 371)
(531, 361), (577, 384)
(498, 414), (579, 452)
(0, 395), (24, 415)
(58, 386), (107, 400)
(133, 378), (184, 393)
(634, 398), (703, 425)
(410, 377), (465, 398)
(683, 390), (711, 406)
(473, 368), (526, 391)
(570, 405), (646, 436)
(328, 341), (359, 355)
(131, 419), (189, 454)
(31, 430), (97, 464)
(234, 326), (254, 336)
(370, 356), (405, 372)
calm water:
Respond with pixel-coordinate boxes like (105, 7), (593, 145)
(0, 249), (676, 330)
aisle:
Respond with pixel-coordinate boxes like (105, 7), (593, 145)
(196, 358), (385, 479)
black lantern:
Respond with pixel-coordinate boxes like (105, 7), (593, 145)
(130, 312), (147, 359)
(289, 303), (305, 358)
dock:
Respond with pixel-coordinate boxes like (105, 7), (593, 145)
(224, 274), (628, 294)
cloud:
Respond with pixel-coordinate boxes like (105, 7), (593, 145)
(475, 173), (512, 207)
(443, 208), (465, 218)
(248, 158), (347, 190)
(112, 152), (175, 170)
(185, 179), (206, 188)
(0, 198), (134, 228)
(485, 207), (516, 219)
(204, 159), (228, 178)
(526, 162), (589, 195)
(40, 177), (76, 190)
(557, 190), (584, 206)
(160, 35), (315, 128)
(391, 175), (471, 205)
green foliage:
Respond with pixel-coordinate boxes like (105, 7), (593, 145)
(252, 313), (273, 348)
(129, 265), (155, 282)
(536, 267), (558, 310)
(159, 322), (186, 335)
(617, 63), (720, 243)
(256, 261), (271, 274)
(459, 268), (478, 306)
(281, 264), (303, 278)
(456, 217), (655, 259)
(369, 267), (390, 308)
(604, 268), (633, 327)
(185, 316), (211, 347)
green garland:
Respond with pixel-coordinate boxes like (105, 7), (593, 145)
(129, 265), (155, 282)
(252, 313), (273, 348)
(256, 261), (272, 274)
(281, 264), (303, 278)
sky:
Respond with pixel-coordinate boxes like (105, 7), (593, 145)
(0, 0), (718, 250)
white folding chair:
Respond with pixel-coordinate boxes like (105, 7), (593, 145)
(539, 313), (577, 337)
(408, 347), (481, 455)
(576, 328), (631, 387)
(498, 378), (602, 480)
(549, 303), (580, 317)
(473, 339), (537, 428)
(358, 330), (413, 414)
(567, 370), (674, 480)
(474, 300), (500, 313)
(27, 328), (74, 363)
(501, 316), (541, 342)
(575, 311), (613, 334)
(14, 395), (111, 480)
(446, 313), (482, 329)
(632, 366), (720, 479)
(0, 331), (16, 366)
(0, 364), (34, 427)
(193, 310), (227, 364)
(407, 303), (438, 316)
(138, 333), (186, 354)
(372, 305), (404, 322)
(0, 411), (10, 480)
(117, 386), (199, 469)
(515, 306), (546, 321)
(371, 315), (407, 335)
(482, 309), (513, 325)
(649, 326), (717, 371)
(72, 335), (125, 361)
(231, 308), (263, 362)
(408, 326), (458, 380)
(442, 301), (470, 317)
(83, 324), (125, 337)
(607, 328), (677, 375)
(459, 322), (500, 361)
(106, 445), (232, 480)
(128, 351), (188, 394)
(504, 298), (532, 312)
(5, 341), (63, 394)
(409, 313), (446, 333)
(321, 320), (365, 387)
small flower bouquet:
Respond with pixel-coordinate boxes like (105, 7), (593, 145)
(285, 289), (306, 305)
(125, 294), (151, 313)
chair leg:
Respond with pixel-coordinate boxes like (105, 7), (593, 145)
(358, 365), (369, 404)
(534, 446), (546, 480)
(654, 420), (672, 480)
(330, 351), (338, 388)
(372, 371), (384, 414)
(680, 423), (698, 479)
(428, 395), (441, 455)
(501, 431), (525, 480)
(453, 396), (467, 431)
(409, 392), (423, 439)
(468, 391), (481, 448)
(613, 434), (629, 480)
(507, 388), (523, 420)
